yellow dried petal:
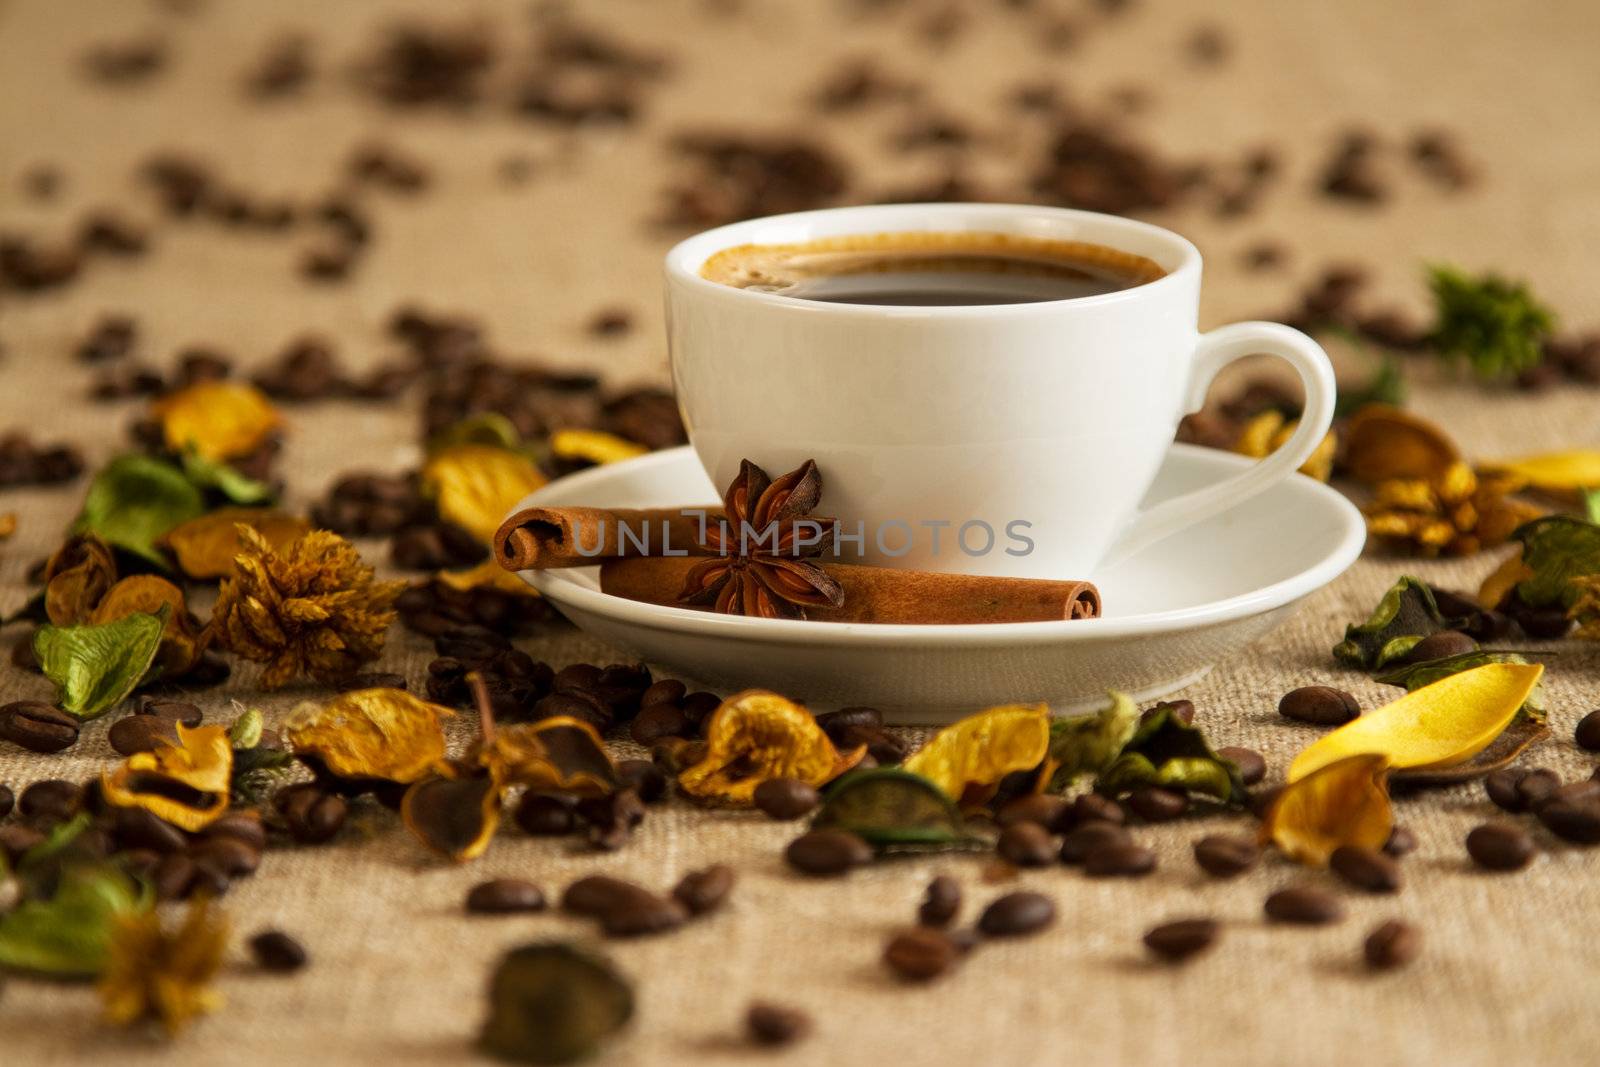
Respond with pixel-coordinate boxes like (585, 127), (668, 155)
(101, 724), (233, 832)
(678, 690), (863, 804)
(401, 772), (501, 862)
(421, 444), (546, 544)
(1232, 411), (1284, 460)
(1437, 461), (1477, 503)
(1481, 450), (1600, 494)
(44, 533), (118, 625)
(0, 513), (15, 538)
(437, 557), (541, 596)
(1263, 754), (1392, 866)
(90, 574), (205, 676)
(550, 429), (648, 466)
(161, 508), (311, 580)
(151, 381), (283, 462)
(1478, 548), (1534, 609)
(482, 716), (618, 796)
(1288, 663), (1544, 783)
(1370, 478), (1437, 512)
(100, 896), (227, 1036)
(284, 688), (454, 783)
(902, 703), (1052, 802)
(1342, 404), (1461, 484)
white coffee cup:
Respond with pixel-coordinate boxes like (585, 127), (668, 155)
(664, 203), (1335, 580)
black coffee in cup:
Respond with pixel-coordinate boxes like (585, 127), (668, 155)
(700, 231), (1166, 306)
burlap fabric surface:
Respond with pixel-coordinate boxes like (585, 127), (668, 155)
(2, 0), (1599, 1063)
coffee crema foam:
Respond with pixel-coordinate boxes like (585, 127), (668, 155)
(699, 231), (1167, 306)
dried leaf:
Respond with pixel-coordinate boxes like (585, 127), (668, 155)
(100, 896), (227, 1036)
(102, 724), (233, 832)
(151, 380), (282, 462)
(1096, 703), (1247, 804)
(1264, 754), (1392, 865)
(1427, 264), (1555, 380)
(1045, 691), (1139, 790)
(1480, 450), (1600, 495)
(480, 716), (618, 796)
(810, 768), (976, 851)
(72, 453), (206, 567)
(678, 690), (863, 805)
(901, 703), (1051, 804)
(549, 429), (648, 466)
(0, 862), (148, 978)
(479, 941), (634, 1066)
(44, 533), (118, 625)
(180, 449), (275, 505)
(90, 575), (205, 677)
(284, 688), (453, 784)
(401, 771), (501, 862)
(1288, 662), (1544, 783)
(421, 443), (546, 545)
(1341, 404), (1460, 484)
(34, 609), (166, 720)
(1333, 577), (1447, 669)
(428, 412), (523, 455)
(1478, 548), (1533, 610)
(1498, 515), (1600, 609)
(160, 508), (311, 580)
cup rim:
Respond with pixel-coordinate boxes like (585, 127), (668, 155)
(663, 202), (1201, 316)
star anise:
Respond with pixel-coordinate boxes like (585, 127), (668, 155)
(677, 459), (844, 620)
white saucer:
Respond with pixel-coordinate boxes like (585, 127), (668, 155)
(510, 445), (1365, 723)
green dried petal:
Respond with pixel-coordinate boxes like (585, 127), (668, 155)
(34, 609), (167, 721)
(71, 453), (206, 567)
(479, 941), (634, 1065)
(811, 768), (975, 851)
(1333, 577), (1446, 669)
(181, 448), (275, 505)
(1427, 264), (1555, 380)
(1509, 516), (1600, 609)
(1093, 704), (1246, 804)
(1045, 691), (1138, 790)
(0, 862), (148, 978)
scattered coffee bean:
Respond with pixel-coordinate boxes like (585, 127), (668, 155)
(0, 783), (13, 819)
(1515, 768), (1561, 809)
(578, 788), (645, 852)
(1330, 845), (1402, 893)
(784, 829), (872, 876)
(1060, 822), (1131, 865)
(1247, 784), (1284, 820)
(753, 777), (820, 821)
(108, 712), (177, 756)
(201, 812), (267, 851)
(279, 787), (348, 844)
(746, 1001), (811, 1047)
(1264, 885), (1344, 925)
(629, 703), (691, 745)
(997, 822), (1056, 867)
(110, 807), (187, 854)
(616, 759), (667, 804)
(467, 879), (547, 914)
(1143, 918), (1220, 962)
(1278, 686), (1360, 726)
(1193, 834), (1260, 877)
(918, 875), (961, 927)
(977, 891), (1055, 937)
(153, 853), (197, 901)
(1466, 821), (1536, 870)
(1084, 842), (1157, 878)
(1363, 919), (1420, 971)
(1536, 799), (1600, 844)
(139, 698), (203, 727)
(332, 671), (407, 692)
(815, 706), (883, 739)
(0, 701), (80, 753)
(1127, 786), (1188, 822)
(250, 929), (309, 972)
(1071, 793), (1126, 826)
(997, 793), (1071, 831)
(1383, 826), (1418, 857)
(1142, 699), (1194, 727)
(514, 793), (578, 836)
(1485, 767), (1527, 812)
(562, 876), (643, 917)
(884, 927), (960, 981)
(19, 779), (78, 820)
(192, 836), (261, 878)
(1575, 710), (1600, 753)
(673, 864), (735, 916)
(599, 890), (688, 938)
(1403, 630), (1476, 663)
(1217, 746), (1266, 785)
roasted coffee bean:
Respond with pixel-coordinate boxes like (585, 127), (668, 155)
(838, 723), (908, 765)
(1060, 822), (1131, 865)
(680, 690), (722, 723)
(139, 698), (203, 727)
(200, 812), (267, 851)
(673, 863), (735, 916)
(1575, 709), (1600, 753)
(0, 783), (13, 819)
(753, 777), (820, 821)
(616, 759), (667, 804)
(111, 807), (187, 854)
(1084, 842), (1157, 877)
(1513, 605), (1572, 640)
(629, 703), (692, 745)
(19, 779), (78, 820)
(1278, 686), (1360, 726)
(977, 890), (1056, 937)
(1217, 746), (1266, 785)
(191, 835), (261, 878)
(153, 853), (197, 901)
(1362, 919), (1420, 970)
(514, 792), (578, 836)
(639, 679), (686, 708)
(251, 929), (308, 972)
(578, 788), (644, 852)
(600, 890), (688, 938)
(562, 875), (642, 917)
(1127, 786), (1188, 822)
(1264, 885), (1344, 925)
(1330, 845), (1402, 893)
(119, 847), (162, 881)
(1402, 629), (1477, 663)
(1536, 799), (1600, 844)
(746, 1002), (811, 1047)
(1143, 918), (1220, 962)
(0, 701), (80, 753)
(1071, 793), (1125, 826)
(997, 822), (1056, 867)
(784, 829), (872, 876)
(1515, 768), (1561, 809)
(1383, 826), (1418, 857)
(189, 856), (233, 898)
(918, 875), (961, 927)
(0, 823), (46, 862)
(815, 706), (882, 739)
(108, 712), (177, 756)
(1142, 699), (1194, 726)
(1193, 833), (1259, 877)
(1467, 822), (1536, 870)
(467, 878), (547, 914)
(281, 788), (348, 844)
(884, 927), (960, 981)
(1484, 767), (1527, 812)
(997, 794), (1071, 831)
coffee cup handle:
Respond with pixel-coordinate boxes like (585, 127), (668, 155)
(1100, 321), (1337, 569)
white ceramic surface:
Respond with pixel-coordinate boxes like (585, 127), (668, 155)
(665, 203), (1337, 579)
(509, 445), (1365, 723)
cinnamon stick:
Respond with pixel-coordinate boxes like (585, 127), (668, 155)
(599, 556), (1100, 624)
(494, 506), (723, 570)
